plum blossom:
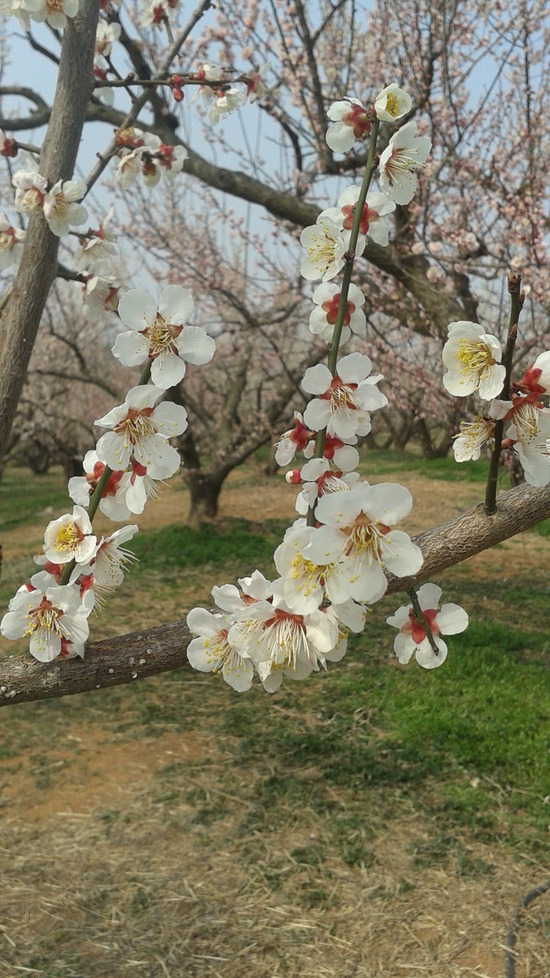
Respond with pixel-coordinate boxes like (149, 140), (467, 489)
(82, 275), (121, 321)
(274, 523), (327, 615)
(453, 417), (495, 462)
(43, 179), (88, 237)
(386, 583), (468, 669)
(374, 84), (412, 122)
(302, 352), (387, 439)
(442, 321), (505, 400)
(13, 167), (47, 214)
(304, 482), (424, 604)
(0, 583), (91, 662)
(208, 87), (246, 124)
(95, 384), (188, 477)
(74, 524), (139, 598)
(30, 0), (79, 29)
(186, 587), (257, 692)
(506, 402), (550, 487)
(43, 505), (98, 566)
(74, 208), (117, 273)
(141, 0), (179, 27)
(300, 216), (354, 282)
(326, 98), (371, 153)
(379, 121), (431, 205)
(93, 57), (115, 106)
(292, 457), (359, 515)
(230, 581), (341, 693)
(113, 286), (215, 388)
(68, 450), (128, 519)
(0, 214), (25, 269)
(321, 187), (395, 248)
(0, 0), (41, 29)
(303, 433), (360, 472)
(309, 282), (366, 344)
(191, 63), (223, 104)
(275, 414), (315, 466)
(116, 147), (146, 189)
(95, 19), (120, 57)
(246, 63), (269, 102)
(0, 129), (17, 157)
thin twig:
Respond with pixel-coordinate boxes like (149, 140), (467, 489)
(505, 879), (550, 978)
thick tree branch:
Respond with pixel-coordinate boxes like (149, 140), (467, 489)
(1, 481), (549, 708)
(0, 0), (99, 470)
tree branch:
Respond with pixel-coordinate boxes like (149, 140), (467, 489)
(1, 480), (549, 708)
(0, 0), (99, 471)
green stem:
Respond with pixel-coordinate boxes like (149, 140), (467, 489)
(307, 119), (380, 526)
(484, 273), (523, 515)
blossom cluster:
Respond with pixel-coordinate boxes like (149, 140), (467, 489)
(443, 321), (550, 487)
(186, 83), (468, 693)
(0, 73), (472, 687)
(0, 279), (216, 661)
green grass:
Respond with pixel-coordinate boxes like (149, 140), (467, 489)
(218, 606), (550, 854)
(359, 448), (493, 483)
(130, 517), (288, 577)
(0, 466), (68, 532)
(1, 456), (549, 863)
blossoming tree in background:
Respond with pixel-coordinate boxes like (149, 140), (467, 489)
(0, 0), (548, 705)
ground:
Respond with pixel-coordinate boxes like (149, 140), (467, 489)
(0, 460), (548, 978)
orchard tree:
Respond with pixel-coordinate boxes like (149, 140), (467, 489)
(0, 0), (548, 713)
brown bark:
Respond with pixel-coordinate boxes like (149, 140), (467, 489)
(1, 480), (549, 708)
(0, 0), (99, 468)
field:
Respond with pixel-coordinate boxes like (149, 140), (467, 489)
(0, 453), (549, 978)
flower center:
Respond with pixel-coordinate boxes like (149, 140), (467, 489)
(290, 553), (326, 598)
(145, 314), (183, 358)
(321, 294), (355, 326)
(24, 597), (67, 647)
(54, 522), (85, 555)
(455, 339), (494, 379)
(511, 402), (540, 445)
(404, 607), (439, 644)
(385, 146), (424, 177)
(263, 609), (308, 671)
(342, 511), (390, 560)
(308, 227), (338, 272)
(20, 188), (44, 213)
(113, 407), (156, 446)
(321, 376), (358, 413)
(46, 0), (64, 12)
(341, 204), (379, 235)
(342, 103), (371, 139)
(384, 93), (400, 117)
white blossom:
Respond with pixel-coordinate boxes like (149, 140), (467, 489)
(43, 505), (98, 566)
(302, 352), (387, 440)
(326, 98), (371, 153)
(379, 121), (431, 205)
(95, 385), (188, 478)
(113, 286), (215, 388)
(386, 583), (468, 669)
(374, 84), (412, 122)
(43, 179), (88, 237)
(442, 321), (505, 400)
(1, 584), (91, 662)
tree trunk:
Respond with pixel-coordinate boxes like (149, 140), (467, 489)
(184, 470), (225, 521)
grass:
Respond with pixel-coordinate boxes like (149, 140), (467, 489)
(130, 517), (289, 577)
(358, 448), (495, 483)
(0, 466), (68, 532)
(1, 453), (550, 976)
